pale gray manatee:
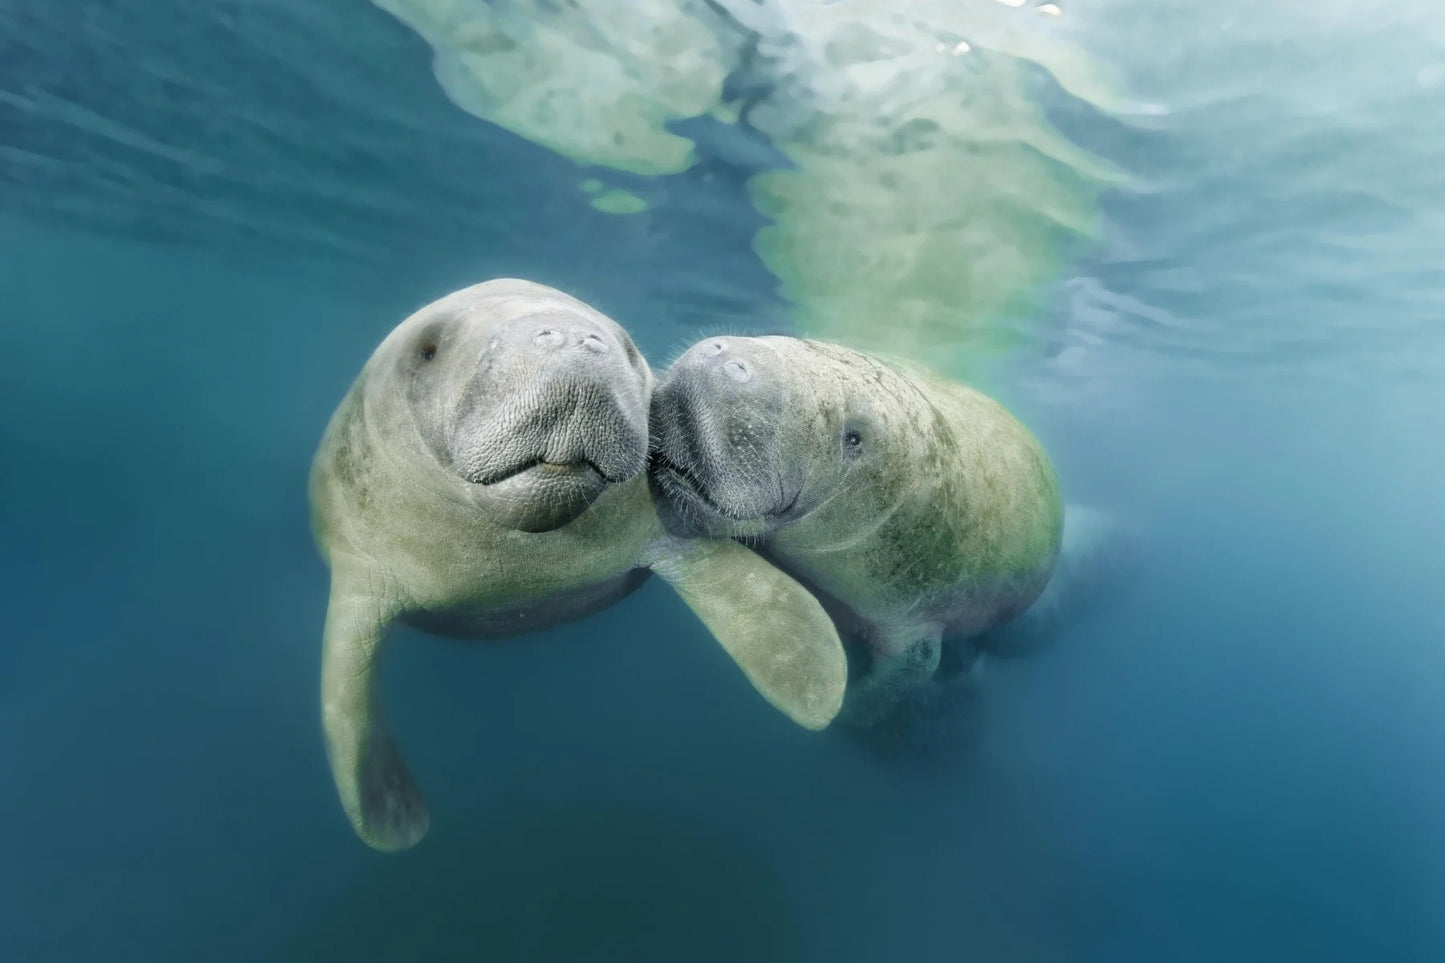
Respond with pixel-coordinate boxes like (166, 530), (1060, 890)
(649, 335), (1073, 729)
(310, 283), (847, 851)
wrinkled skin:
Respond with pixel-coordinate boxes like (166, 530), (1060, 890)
(385, 279), (651, 531)
(651, 336), (1065, 727)
(310, 283), (847, 851)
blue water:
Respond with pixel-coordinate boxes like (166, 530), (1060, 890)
(4, 2), (1444, 961)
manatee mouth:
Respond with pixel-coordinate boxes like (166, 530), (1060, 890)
(468, 458), (622, 533)
(469, 458), (616, 487)
(650, 452), (800, 525)
(650, 452), (729, 516)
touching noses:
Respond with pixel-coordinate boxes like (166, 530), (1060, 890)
(694, 339), (752, 383)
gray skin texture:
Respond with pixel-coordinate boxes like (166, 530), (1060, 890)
(310, 283), (847, 852)
(650, 336), (1064, 727)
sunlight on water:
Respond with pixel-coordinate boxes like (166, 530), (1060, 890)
(369, 0), (1445, 384)
(370, 0), (1118, 370)
(371, 0), (739, 176)
(1034, 0), (1445, 408)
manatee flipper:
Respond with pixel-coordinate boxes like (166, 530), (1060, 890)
(839, 624), (943, 728)
(980, 505), (1135, 658)
(653, 539), (847, 730)
(320, 566), (429, 851)
(846, 655), (986, 763)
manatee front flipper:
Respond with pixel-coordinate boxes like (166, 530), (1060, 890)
(320, 565), (429, 851)
(653, 539), (847, 730)
(839, 624), (944, 728)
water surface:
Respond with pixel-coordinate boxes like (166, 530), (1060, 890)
(2, 1), (1443, 960)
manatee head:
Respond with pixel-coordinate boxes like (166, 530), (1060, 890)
(650, 336), (908, 540)
(362, 279), (652, 532)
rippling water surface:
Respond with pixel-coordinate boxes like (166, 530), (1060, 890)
(3, 2), (1443, 960)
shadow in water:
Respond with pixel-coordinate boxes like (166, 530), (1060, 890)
(291, 798), (800, 963)
(835, 658), (987, 771)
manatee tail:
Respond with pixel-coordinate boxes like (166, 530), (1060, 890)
(320, 568), (430, 851)
(979, 505), (1138, 658)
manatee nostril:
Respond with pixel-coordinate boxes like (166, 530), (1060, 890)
(722, 359), (751, 383)
(707, 340), (727, 356)
(579, 333), (609, 354)
(534, 328), (567, 350)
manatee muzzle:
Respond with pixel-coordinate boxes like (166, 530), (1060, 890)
(649, 338), (791, 533)
(451, 323), (650, 531)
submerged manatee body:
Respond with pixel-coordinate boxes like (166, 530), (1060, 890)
(311, 284), (847, 850)
(651, 335), (1065, 729)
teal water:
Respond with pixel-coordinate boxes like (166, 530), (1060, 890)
(3, 2), (1444, 960)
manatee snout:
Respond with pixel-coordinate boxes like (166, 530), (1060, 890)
(452, 311), (650, 532)
(650, 337), (791, 535)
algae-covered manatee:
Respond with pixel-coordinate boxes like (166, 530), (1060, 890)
(311, 284), (846, 850)
(650, 335), (1066, 727)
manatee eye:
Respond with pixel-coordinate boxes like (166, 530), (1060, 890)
(411, 321), (447, 366)
(842, 426), (864, 458)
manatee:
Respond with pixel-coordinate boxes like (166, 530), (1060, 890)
(310, 283), (847, 851)
(649, 336), (1066, 727)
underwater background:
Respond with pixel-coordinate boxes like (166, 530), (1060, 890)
(3, 1), (1444, 960)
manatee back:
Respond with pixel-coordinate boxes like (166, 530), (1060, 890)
(926, 377), (1063, 574)
(919, 376), (1063, 629)
(768, 350), (1062, 634)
